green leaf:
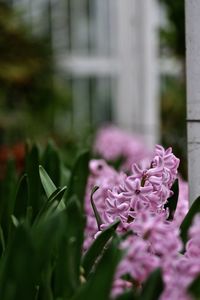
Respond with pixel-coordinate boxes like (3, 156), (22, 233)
(39, 165), (56, 198)
(54, 196), (85, 299)
(39, 165), (66, 212)
(67, 150), (90, 209)
(72, 239), (121, 300)
(30, 212), (65, 300)
(0, 226), (5, 255)
(48, 187), (66, 203)
(188, 273), (200, 299)
(139, 268), (164, 300)
(13, 174), (28, 221)
(115, 290), (138, 300)
(165, 178), (179, 220)
(25, 206), (33, 227)
(34, 186), (67, 224)
(42, 141), (61, 187)
(0, 159), (17, 241)
(10, 215), (19, 227)
(36, 264), (53, 300)
(90, 186), (102, 230)
(0, 225), (37, 300)
(32, 211), (64, 272)
(26, 145), (41, 220)
(82, 219), (120, 278)
(47, 186), (66, 211)
(60, 165), (71, 187)
(180, 196), (200, 245)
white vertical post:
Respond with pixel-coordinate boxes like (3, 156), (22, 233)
(108, 0), (118, 55)
(70, 0), (89, 54)
(49, 0), (68, 54)
(135, 0), (159, 148)
(114, 0), (159, 149)
(114, 0), (139, 131)
(72, 78), (90, 132)
(186, 1), (200, 204)
(93, 0), (109, 55)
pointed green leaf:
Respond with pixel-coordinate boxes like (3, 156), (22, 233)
(72, 239), (121, 300)
(42, 141), (61, 187)
(0, 225), (37, 300)
(39, 165), (66, 212)
(82, 219), (120, 277)
(139, 268), (163, 300)
(116, 290), (138, 300)
(165, 179), (179, 220)
(47, 186), (67, 212)
(10, 215), (19, 227)
(54, 196), (85, 299)
(34, 186), (67, 225)
(188, 273), (200, 299)
(26, 145), (41, 220)
(0, 159), (17, 241)
(0, 226), (5, 255)
(39, 165), (56, 198)
(36, 263), (53, 300)
(67, 150), (90, 209)
(25, 206), (33, 227)
(32, 211), (64, 270)
(60, 165), (71, 187)
(13, 174), (28, 221)
(90, 186), (102, 230)
(180, 196), (200, 245)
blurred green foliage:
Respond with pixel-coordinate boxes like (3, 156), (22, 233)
(0, 2), (71, 143)
(159, 0), (186, 179)
(161, 75), (187, 178)
(0, 3), (50, 85)
(0, 142), (163, 300)
(159, 0), (185, 59)
(0, 140), (199, 299)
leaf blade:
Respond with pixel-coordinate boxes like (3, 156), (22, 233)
(180, 196), (200, 245)
(82, 219), (120, 277)
(165, 178), (179, 220)
(39, 165), (57, 198)
(66, 150), (90, 209)
(139, 268), (163, 300)
(73, 239), (121, 300)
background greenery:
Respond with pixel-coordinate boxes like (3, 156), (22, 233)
(159, 0), (186, 178)
(0, 2), (72, 144)
(0, 1), (187, 178)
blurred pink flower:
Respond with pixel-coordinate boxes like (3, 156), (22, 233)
(84, 136), (196, 300)
(174, 178), (189, 226)
(111, 279), (132, 298)
(83, 159), (126, 250)
(130, 210), (182, 258)
(116, 236), (160, 284)
(94, 125), (151, 170)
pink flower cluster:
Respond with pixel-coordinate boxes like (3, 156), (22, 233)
(84, 159), (125, 250)
(84, 140), (194, 299)
(161, 214), (200, 300)
(93, 125), (150, 170)
(102, 145), (180, 230)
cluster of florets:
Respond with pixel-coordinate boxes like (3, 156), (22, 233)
(102, 145), (180, 230)
(84, 159), (125, 250)
(93, 125), (150, 170)
(160, 214), (200, 300)
(84, 141), (196, 299)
